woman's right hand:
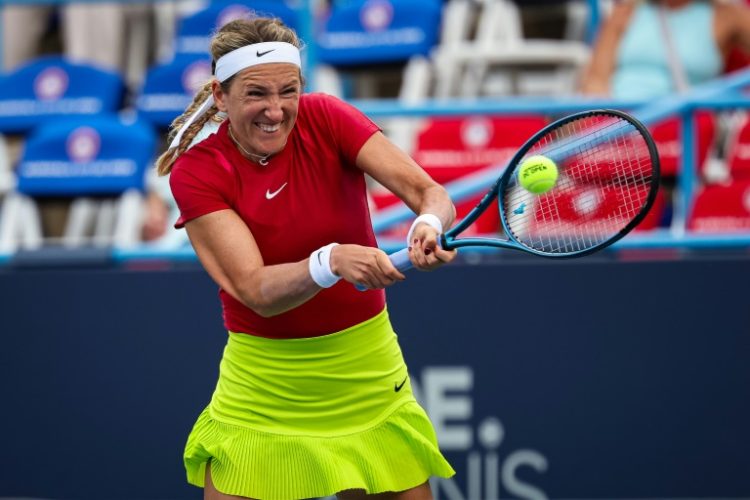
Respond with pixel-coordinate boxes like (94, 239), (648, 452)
(330, 244), (406, 290)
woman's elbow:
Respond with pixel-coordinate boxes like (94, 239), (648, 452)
(236, 291), (279, 318)
(237, 288), (283, 317)
(231, 277), (279, 318)
(251, 306), (280, 318)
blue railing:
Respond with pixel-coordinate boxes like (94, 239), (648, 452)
(108, 80), (750, 263)
(8, 75), (750, 264)
(1, 0), (749, 265)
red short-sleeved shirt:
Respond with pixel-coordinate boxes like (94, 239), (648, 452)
(170, 93), (386, 338)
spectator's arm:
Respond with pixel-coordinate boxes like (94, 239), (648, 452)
(142, 190), (169, 241)
(579, 1), (635, 97)
(724, 2), (750, 55)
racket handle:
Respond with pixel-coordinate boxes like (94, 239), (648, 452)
(355, 248), (413, 291)
(388, 247), (413, 272)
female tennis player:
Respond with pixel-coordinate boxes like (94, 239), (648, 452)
(156, 16), (456, 500)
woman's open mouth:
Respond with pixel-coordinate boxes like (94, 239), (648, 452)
(256, 122), (281, 133)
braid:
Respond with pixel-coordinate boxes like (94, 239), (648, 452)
(155, 81), (223, 176)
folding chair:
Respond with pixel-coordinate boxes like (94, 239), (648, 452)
(136, 53), (212, 129)
(0, 55), (125, 134)
(0, 115), (156, 252)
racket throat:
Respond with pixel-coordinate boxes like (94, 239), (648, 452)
(439, 233), (452, 250)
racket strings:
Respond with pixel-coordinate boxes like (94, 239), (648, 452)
(504, 114), (655, 254)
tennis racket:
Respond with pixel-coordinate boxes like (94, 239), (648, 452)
(388, 108), (661, 270)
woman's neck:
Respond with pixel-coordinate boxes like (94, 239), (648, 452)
(228, 125), (271, 166)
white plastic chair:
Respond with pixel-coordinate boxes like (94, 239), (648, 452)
(432, 0), (591, 98)
(0, 188), (145, 252)
(0, 114), (154, 252)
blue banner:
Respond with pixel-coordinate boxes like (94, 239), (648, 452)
(317, 0), (442, 65)
(175, 1), (300, 55)
(0, 56), (124, 134)
(1, 257), (749, 498)
(136, 54), (212, 128)
(17, 115), (156, 196)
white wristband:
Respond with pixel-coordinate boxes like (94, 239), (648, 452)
(309, 243), (341, 288)
(406, 214), (443, 246)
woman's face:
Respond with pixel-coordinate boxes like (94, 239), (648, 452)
(214, 62), (301, 157)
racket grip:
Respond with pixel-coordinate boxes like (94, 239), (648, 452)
(355, 248), (413, 291)
(388, 247), (413, 272)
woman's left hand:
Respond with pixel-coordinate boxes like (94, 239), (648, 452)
(408, 222), (456, 271)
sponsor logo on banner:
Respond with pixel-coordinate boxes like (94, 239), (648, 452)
(461, 117), (493, 149)
(21, 124), (138, 185)
(34, 67), (69, 101)
(0, 98), (101, 116)
(179, 5), (257, 53)
(320, 0), (425, 50)
(137, 94), (192, 112)
(732, 142), (750, 160)
(182, 60), (212, 94)
(574, 189), (602, 216)
(412, 367), (548, 500)
(217, 5), (252, 28)
(360, 0), (393, 32)
(654, 139), (680, 160)
(414, 148), (516, 169)
(66, 126), (100, 163)
(0, 65), (101, 117)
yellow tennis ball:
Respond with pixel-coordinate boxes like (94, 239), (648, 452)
(518, 155), (558, 194)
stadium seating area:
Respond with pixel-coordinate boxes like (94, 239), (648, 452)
(0, 0), (749, 255)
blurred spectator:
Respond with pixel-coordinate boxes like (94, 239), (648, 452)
(142, 170), (172, 242)
(2, 3), (154, 87)
(579, 0), (750, 229)
(725, 0), (750, 71)
(579, 0), (750, 99)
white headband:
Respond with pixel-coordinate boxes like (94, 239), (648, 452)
(215, 41), (301, 82)
(169, 41), (301, 150)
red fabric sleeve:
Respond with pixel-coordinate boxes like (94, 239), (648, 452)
(169, 143), (236, 228)
(311, 93), (381, 166)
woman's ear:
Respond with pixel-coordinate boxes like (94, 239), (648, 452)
(212, 80), (228, 112)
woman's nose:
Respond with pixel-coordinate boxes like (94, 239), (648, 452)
(264, 95), (283, 120)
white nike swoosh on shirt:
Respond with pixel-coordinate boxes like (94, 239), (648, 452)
(265, 182), (288, 200)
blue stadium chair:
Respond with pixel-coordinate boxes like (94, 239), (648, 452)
(174, 0), (300, 55)
(317, 0), (442, 66)
(0, 115), (156, 251)
(136, 54), (212, 129)
(0, 56), (125, 134)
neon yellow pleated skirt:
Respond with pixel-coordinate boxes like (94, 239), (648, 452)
(183, 307), (455, 499)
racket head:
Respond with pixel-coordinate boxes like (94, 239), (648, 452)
(495, 109), (661, 257)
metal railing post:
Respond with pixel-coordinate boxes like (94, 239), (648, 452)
(672, 108), (696, 237)
(297, 0), (317, 90)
